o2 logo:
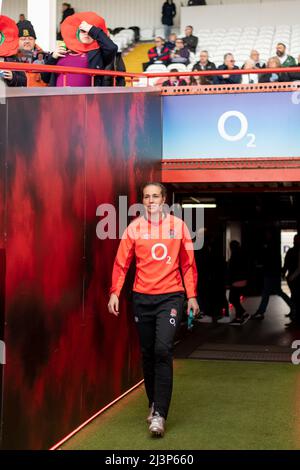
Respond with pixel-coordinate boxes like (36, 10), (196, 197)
(151, 243), (171, 264)
(218, 110), (256, 148)
(291, 340), (300, 365)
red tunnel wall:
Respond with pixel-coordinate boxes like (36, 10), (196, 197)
(0, 89), (162, 450)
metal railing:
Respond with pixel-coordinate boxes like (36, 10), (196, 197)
(1, 61), (300, 88)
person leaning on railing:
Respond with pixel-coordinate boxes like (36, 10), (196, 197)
(212, 53), (241, 85)
(285, 54), (300, 82)
(258, 56), (290, 83)
(162, 68), (187, 86)
(192, 50), (216, 84)
(41, 12), (117, 87)
(0, 14), (27, 87)
(17, 20), (47, 87)
(241, 59), (259, 84)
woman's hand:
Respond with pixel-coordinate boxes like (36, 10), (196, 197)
(3, 70), (13, 81)
(79, 21), (93, 33)
(53, 45), (68, 59)
(108, 293), (120, 317)
(187, 297), (200, 318)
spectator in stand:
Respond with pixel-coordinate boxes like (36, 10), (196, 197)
(42, 12), (117, 87)
(0, 14), (27, 87)
(18, 20), (47, 87)
(17, 14), (26, 26)
(276, 43), (296, 67)
(162, 69), (187, 86)
(33, 52), (45, 65)
(161, 0), (176, 40)
(189, 75), (201, 85)
(183, 26), (198, 54)
(250, 49), (265, 68)
(61, 3), (75, 23)
(286, 54), (300, 81)
(58, 3), (75, 40)
(143, 37), (170, 71)
(213, 53), (241, 85)
(169, 38), (190, 65)
(192, 50), (216, 84)
(258, 56), (289, 83)
(165, 33), (177, 51)
(241, 59), (258, 84)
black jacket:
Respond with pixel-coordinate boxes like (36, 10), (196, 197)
(102, 52), (126, 87)
(183, 35), (198, 53)
(213, 64), (242, 84)
(192, 60), (216, 84)
(61, 7), (75, 24)
(258, 72), (289, 83)
(3, 57), (27, 87)
(284, 65), (300, 81)
(42, 26), (118, 87)
(162, 2), (176, 26)
(193, 60), (216, 71)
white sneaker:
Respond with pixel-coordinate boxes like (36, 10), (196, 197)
(149, 413), (165, 437)
(217, 316), (231, 324)
(146, 403), (154, 424)
(196, 314), (213, 323)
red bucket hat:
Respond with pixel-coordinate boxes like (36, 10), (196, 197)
(61, 12), (108, 53)
(0, 15), (19, 57)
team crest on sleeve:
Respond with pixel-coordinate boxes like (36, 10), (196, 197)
(170, 308), (177, 317)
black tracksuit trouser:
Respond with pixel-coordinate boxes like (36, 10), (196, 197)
(133, 291), (184, 420)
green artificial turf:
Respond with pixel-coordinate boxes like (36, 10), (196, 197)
(62, 360), (300, 450)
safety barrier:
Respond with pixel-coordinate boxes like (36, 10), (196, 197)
(1, 61), (300, 89)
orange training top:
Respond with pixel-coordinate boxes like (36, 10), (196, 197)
(110, 213), (198, 298)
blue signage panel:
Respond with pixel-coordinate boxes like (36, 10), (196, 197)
(163, 91), (300, 159)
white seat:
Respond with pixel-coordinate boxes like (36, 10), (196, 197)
(140, 28), (154, 41)
(113, 38), (126, 51)
(189, 52), (196, 64)
(121, 29), (135, 42)
(115, 37), (130, 48)
(145, 64), (167, 73)
(244, 27), (258, 33)
(154, 27), (165, 38)
(212, 28), (226, 33)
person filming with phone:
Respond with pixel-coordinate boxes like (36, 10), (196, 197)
(42, 12), (117, 87)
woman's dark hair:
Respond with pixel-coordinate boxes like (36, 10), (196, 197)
(141, 182), (167, 199)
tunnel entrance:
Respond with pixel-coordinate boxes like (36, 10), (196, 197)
(169, 183), (300, 359)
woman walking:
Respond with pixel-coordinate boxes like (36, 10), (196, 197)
(108, 183), (199, 437)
